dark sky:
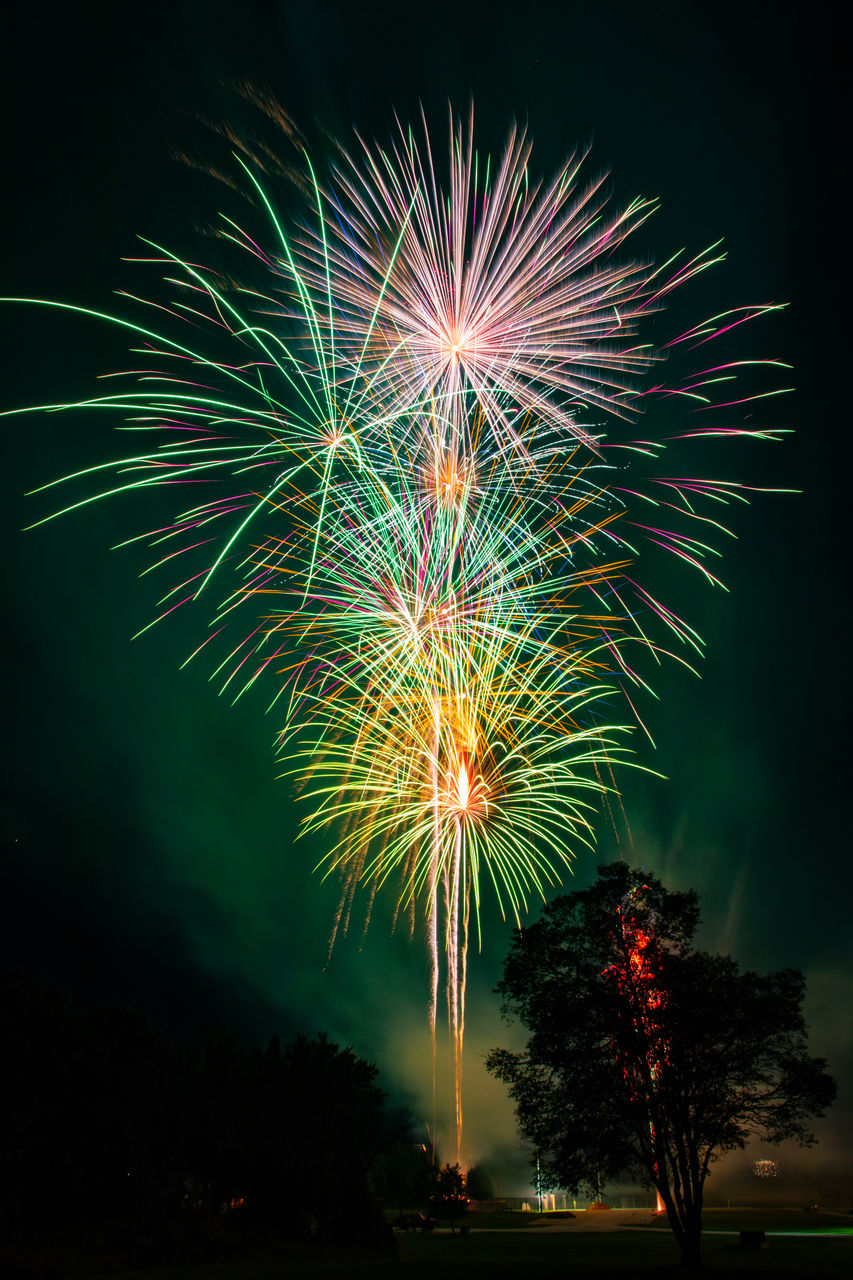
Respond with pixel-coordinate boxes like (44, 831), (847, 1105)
(1, 1), (847, 1192)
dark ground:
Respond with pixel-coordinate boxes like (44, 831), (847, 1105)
(7, 1209), (850, 1279)
(97, 1231), (852, 1280)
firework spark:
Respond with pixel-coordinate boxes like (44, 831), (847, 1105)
(4, 106), (787, 1164)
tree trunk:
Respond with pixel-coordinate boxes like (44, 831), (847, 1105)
(677, 1223), (703, 1268)
(659, 1189), (703, 1269)
(676, 1200), (704, 1268)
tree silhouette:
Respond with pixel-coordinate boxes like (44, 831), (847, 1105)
(488, 863), (836, 1266)
(430, 1161), (468, 1232)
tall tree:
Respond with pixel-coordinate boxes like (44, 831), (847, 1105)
(487, 863), (836, 1267)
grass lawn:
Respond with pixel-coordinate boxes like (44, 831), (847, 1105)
(87, 1208), (851, 1280)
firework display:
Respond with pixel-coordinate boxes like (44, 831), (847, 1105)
(5, 110), (786, 1163)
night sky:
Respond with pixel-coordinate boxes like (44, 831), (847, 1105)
(2, 1), (848, 1194)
